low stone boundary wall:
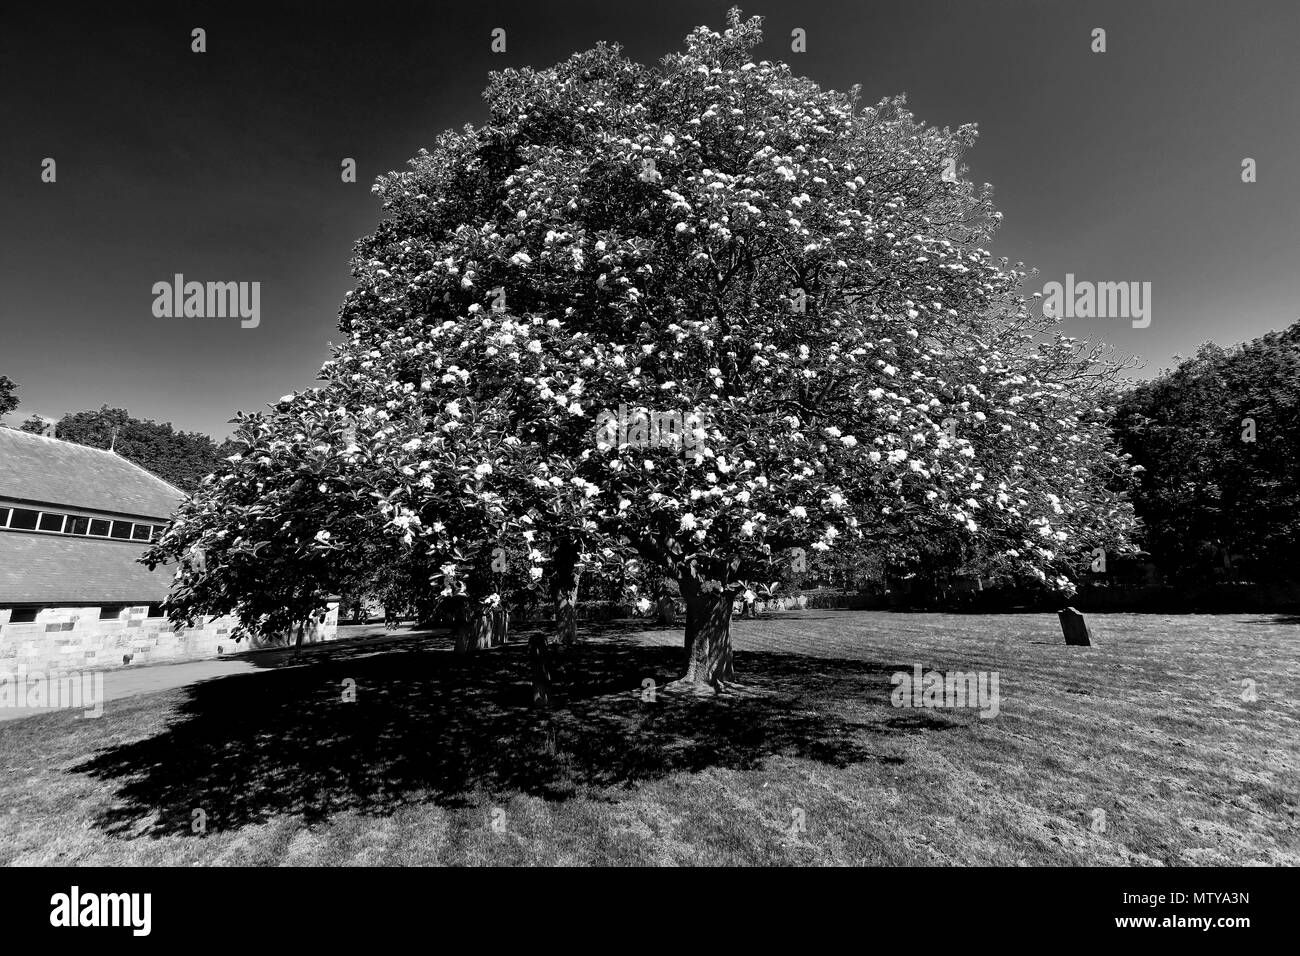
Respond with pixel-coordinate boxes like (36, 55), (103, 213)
(0, 603), (340, 678)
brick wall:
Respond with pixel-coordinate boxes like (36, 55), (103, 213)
(0, 603), (339, 679)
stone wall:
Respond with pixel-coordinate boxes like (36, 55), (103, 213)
(0, 603), (340, 679)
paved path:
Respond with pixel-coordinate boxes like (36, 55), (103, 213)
(0, 624), (437, 723)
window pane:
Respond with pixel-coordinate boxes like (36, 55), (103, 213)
(8, 509), (39, 531)
(109, 521), (133, 540)
(38, 513), (64, 532)
(131, 524), (151, 541)
(65, 516), (90, 535)
(88, 519), (111, 537)
(0, 508), (9, 527)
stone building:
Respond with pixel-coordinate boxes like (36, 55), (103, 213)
(0, 426), (338, 677)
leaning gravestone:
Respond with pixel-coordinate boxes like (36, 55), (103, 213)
(1057, 607), (1093, 646)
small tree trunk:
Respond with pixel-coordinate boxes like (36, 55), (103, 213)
(556, 580), (579, 645)
(529, 632), (552, 708)
(676, 580), (736, 686)
(656, 590), (676, 625)
(491, 608), (510, 646)
(294, 620), (305, 659)
(552, 538), (581, 645)
(454, 606), (494, 654)
(653, 572), (678, 625)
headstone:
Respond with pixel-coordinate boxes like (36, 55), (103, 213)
(1058, 607), (1093, 646)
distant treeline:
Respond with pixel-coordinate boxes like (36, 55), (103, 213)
(1, 377), (235, 493)
(1111, 322), (1300, 588)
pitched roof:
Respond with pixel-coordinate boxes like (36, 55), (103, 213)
(0, 427), (184, 519)
(0, 532), (171, 604)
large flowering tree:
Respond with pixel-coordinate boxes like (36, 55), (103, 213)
(147, 10), (1136, 689)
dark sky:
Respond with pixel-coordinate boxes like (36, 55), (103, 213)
(2, 0), (1297, 439)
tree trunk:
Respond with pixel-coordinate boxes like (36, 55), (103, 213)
(556, 580), (580, 644)
(552, 538), (581, 645)
(454, 606), (494, 654)
(293, 620), (305, 659)
(529, 632), (552, 708)
(491, 608), (510, 645)
(677, 581), (736, 686)
(656, 596), (675, 625)
(653, 571), (678, 625)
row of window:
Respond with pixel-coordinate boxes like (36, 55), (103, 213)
(0, 507), (165, 542)
(4, 605), (167, 623)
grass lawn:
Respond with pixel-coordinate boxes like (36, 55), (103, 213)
(0, 611), (1296, 866)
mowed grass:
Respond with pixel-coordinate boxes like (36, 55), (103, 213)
(0, 611), (1296, 866)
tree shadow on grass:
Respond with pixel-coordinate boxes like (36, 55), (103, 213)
(71, 633), (935, 838)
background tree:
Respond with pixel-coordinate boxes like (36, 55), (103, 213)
(144, 381), (564, 657)
(143, 393), (407, 642)
(1112, 322), (1300, 585)
(54, 406), (235, 491)
(0, 375), (18, 418)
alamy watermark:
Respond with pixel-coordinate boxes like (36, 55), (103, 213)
(151, 274), (260, 328)
(890, 665), (1000, 718)
(0, 668), (104, 718)
(50, 886), (150, 936)
(1041, 274), (1151, 329)
(595, 404), (709, 457)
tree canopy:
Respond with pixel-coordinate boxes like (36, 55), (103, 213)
(0, 375), (18, 418)
(1113, 322), (1300, 585)
(145, 10), (1138, 685)
(52, 406), (235, 492)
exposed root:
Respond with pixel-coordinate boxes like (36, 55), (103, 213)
(656, 677), (768, 699)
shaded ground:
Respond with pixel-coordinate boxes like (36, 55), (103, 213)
(0, 622), (444, 722)
(0, 611), (1295, 865)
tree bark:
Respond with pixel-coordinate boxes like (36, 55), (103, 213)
(655, 574), (677, 625)
(677, 579), (736, 686)
(491, 608), (510, 645)
(454, 605), (495, 654)
(529, 632), (552, 708)
(656, 596), (676, 625)
(552, 538), (581, 645)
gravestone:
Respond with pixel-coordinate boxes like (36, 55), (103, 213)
(1058, 607), (1093, 646)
